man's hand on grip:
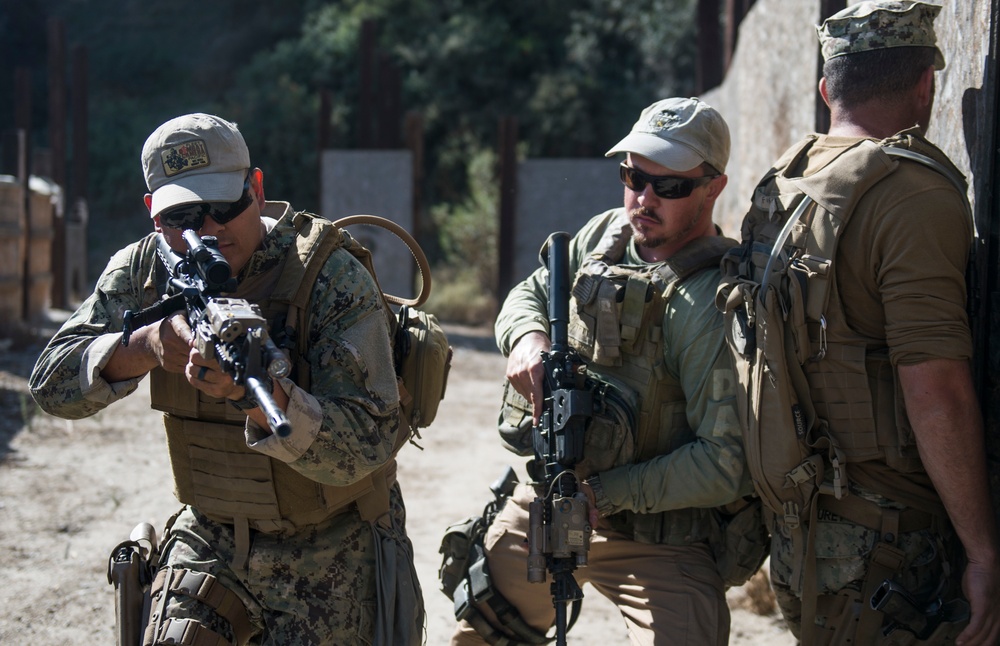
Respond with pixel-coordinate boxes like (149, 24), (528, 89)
(506, 331), (551, 425)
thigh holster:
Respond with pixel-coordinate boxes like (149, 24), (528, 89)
(143, 567), (254, 646)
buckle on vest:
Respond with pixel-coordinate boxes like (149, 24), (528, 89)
(783, 501), (801, 530)
(785, 454), (822, 488)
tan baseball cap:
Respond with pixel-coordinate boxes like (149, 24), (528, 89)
(605, 97), (730, 174)
(817, 1), (945, 70)
(141, 113), (251, 217)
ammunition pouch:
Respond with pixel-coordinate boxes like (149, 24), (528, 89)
(707, 496), (770, 588)
(439, 468), (563, 645)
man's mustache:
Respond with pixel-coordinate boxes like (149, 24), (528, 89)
(630, 207), (660, 224)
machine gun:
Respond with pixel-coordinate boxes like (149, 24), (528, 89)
(527, 231), (593, 646)
(121, 229), (292, 437)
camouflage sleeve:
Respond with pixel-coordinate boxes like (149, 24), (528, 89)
(29, 236), (160, 419)
(494, 209), (621, 355)
(246, 246), (402, 487)
(598, 269), (752, 513)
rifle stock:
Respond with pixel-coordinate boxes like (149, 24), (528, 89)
(122, 231), (292, 437)
(527, 231), (593, 645)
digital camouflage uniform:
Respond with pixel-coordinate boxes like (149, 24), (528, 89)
(30, 201), (411, 645)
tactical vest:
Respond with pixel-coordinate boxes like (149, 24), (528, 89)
(567, 212), (736, 545)
(150, 212), (403, 546)
(717, 132), (972, 642)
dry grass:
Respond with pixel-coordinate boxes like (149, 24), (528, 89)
(731, 568), (778, 616)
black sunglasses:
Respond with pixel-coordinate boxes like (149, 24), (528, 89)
(159, 171), (254, 230)
(619, 163), (718, 200)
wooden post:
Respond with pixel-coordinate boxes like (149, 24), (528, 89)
(71, 43), (89, 301)
(497, 116), (518, 302)
(49, 17), (68, 309)
(404, 111), (425, 241)
(318, 88), (332, 210)
(724, 0), (758, 71)
(696, 0), (724, 94)
(358, 20), (377, 148)
(377, 55), (402, 149)
(15, 67), (32, 322)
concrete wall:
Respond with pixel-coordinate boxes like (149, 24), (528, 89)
(702, 0), (819, 238)
(320, 150), (416, 304)
(512, 158), (622, 284)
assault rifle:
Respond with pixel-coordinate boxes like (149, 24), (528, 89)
(527, 231), (593, 646)
(121, 229), (292, 437)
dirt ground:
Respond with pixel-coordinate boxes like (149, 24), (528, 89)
(0, 321), (795, 645)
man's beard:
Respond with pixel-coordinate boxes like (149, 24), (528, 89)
(629, 203), (704, 250)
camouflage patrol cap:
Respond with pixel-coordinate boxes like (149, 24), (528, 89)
(817, 1), (945, 70)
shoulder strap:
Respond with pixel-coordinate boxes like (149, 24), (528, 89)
(655, 234), (737, 300)
(882, 146), (975, 241)
(271, 211), (345, 309)
(584, 210), (633, 267)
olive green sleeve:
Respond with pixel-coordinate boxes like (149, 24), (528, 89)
(597, 269), (752, 513)
(494, 209), (623, 355)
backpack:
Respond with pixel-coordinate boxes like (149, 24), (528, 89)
(716, 133), (974, 627)
(334, 214), (453, 430)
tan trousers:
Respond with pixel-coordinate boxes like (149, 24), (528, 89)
(451, 484), (729, 646)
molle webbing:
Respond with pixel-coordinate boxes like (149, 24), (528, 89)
(153, 211), (401, 540)
(570, 216), (735, 544)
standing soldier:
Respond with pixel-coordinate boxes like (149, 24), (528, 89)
(718, 2), (1000, 644)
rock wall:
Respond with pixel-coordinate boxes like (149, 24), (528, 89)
(705, 0), (1000, 523)
(702, 0), (994, 235)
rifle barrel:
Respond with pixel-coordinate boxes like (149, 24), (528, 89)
(546, 232), (572, 352)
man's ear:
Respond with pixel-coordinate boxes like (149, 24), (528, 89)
(915, 65), (934, 107)
(144, 194), (162, 232)
(819, 76), (831, 108)
(250, 167), (265, 206)
(707, 174), (728, 202)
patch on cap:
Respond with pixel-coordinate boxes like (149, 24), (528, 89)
(643, 109), (683, 134)
(817, 1), (945, 69)
(604, 97), (730, 174)
(160, 139), (211, 177)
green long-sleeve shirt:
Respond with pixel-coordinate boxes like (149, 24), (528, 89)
(496, 208), (751, 516)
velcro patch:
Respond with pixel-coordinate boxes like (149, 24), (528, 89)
(160, 139), (210, 177)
